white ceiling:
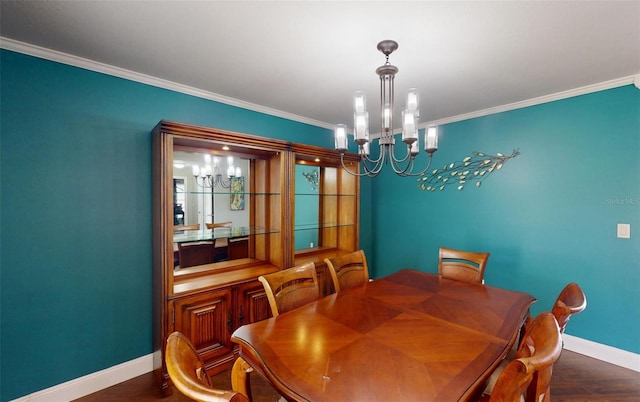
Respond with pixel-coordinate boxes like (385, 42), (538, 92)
(1, 1), (639, 133)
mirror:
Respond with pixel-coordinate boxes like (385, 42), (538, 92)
(173, 150), (250, 228)
(172, 150), (251, 268)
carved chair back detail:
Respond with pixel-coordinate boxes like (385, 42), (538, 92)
(324, 249), (370, 292)
(438, 246), (490, 284)
(258, 262), (320, 317)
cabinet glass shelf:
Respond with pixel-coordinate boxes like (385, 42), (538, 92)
(174, 226), (279, 244)
(294, 222), (354, 231)
(294, 193), (355, 196)
(175, 191), (280, 196)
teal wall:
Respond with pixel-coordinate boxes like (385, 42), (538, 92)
(1, 49), (638, 400)
(294, 165), (319, 250)
(0, 50), (337, 401)
(369, 85), (640, 354)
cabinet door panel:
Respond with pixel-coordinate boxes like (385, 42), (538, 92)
(237, 281), (272, 325)
(174, 289), (233, 363)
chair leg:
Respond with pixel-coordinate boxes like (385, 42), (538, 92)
(231, 357), (254, 401)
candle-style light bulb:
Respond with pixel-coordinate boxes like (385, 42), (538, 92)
(335, 124), (348, 151)
(354, 112), (369, 144)
(383, 104), (391, 131)
(425, 126), (439, 154)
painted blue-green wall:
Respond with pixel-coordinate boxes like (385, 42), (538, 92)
(294, 165), (320, 250)
(369, 85), (640, 354)
(1, 49), (638, 400)
(0, 50), (339, 401)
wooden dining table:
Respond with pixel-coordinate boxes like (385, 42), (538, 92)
(231, 269), (536, 401)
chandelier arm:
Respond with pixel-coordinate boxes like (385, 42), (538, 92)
(363, 145), (389, 176)
(193, 174), (235, 189)
(392, 142), (413, 164)
(389, 156), (414, 176)
(386, 145), (415, 175)
(340, 154), (380, 177)
(360, 144), (384, 165)
(360, 156), (384, 176)
(403, 154), (435, 177)
(193, 176), (209, 188)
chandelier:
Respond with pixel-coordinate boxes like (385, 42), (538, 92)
(192, 155), (241, 189)
(335, 40), (438, 177)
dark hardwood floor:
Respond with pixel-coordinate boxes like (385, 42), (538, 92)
(74, 350), (639, 401)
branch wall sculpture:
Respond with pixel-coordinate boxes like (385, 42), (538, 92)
(418, 149), (520, 191)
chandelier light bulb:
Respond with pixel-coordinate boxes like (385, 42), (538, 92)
(335, 124), (348, 151)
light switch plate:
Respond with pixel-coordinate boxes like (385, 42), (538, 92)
(617, 223), (631, 239)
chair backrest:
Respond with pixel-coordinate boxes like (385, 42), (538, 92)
(324, 250), (370, 292)
(165, 331), (250, 402)
(489, 312), (562, 402)
(258, 262), (320, 317)
(206, 222), (232, 229)
(178, 241), (215, 268)
(175, 223), (201, 231)
(438, 246), (490, 284)
(552, 282), (587, 333)
(207, 222), (232, 249)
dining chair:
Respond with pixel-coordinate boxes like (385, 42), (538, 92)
(174, 223), (201, 231)
(165, 331), (252, 402)
(258, 262), (320, 317)
(481, 312), (562, 402)
(207, 222), (233, 261)
(519, 282), (587, 349)
(438, 246), (490, 284)
(178, 241), (215, 268)
(551, 282), (587, 333)
(324, 249), (370, 292)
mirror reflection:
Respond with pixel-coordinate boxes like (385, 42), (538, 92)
(172, 150), (251, 268)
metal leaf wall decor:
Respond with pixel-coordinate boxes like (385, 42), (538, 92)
(418, 149), (520, 191)
(303, 170), (319, 191)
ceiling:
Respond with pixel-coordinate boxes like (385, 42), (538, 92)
(1, 1), (639, 133)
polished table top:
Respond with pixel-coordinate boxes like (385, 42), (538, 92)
(231, 269), (536, 401)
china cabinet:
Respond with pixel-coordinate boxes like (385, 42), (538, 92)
(152, 120), (360, 394)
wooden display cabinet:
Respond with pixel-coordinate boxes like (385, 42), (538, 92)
(152, 120), (360, 394)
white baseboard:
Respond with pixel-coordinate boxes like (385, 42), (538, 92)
(562, 334), (640, 372)
(12, 337), (640, 401)
(10, 354), (154, 402)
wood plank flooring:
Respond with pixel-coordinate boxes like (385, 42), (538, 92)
(74, 350), (639, 401)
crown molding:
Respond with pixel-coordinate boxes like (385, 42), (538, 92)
(0, 37), (334, 130)
(1, 36), (637, 134)
(421, 74), (639, 128)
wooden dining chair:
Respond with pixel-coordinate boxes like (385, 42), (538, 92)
(258, 262), (320, 317)
(481, 312), (562, 402)
(207, 222), (232, 261)
(438, 246), (490, 284)
(174, 223), (201, 231)
(551, 282), (587, 333)
(519, 282), (587, 349)
(165, 331), (252, 402)
(324, 249), (370, 292)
